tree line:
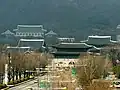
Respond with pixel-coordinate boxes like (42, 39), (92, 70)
(0, 51), (52, 85)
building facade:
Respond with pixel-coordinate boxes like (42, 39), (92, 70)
(51, 43), (98, 58)
(17, 39), (46, 51)
(45, 30), (58, 46)
(13, 25), (47, 38)
(80, 35), (117, 47)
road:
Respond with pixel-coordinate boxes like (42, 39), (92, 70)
(8, 75), (48, 90)
(8, 58), (76, 90)
(8, 79), (38, 90)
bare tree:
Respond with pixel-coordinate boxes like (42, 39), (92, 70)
(10, 52), (24, 81)
(87, 80), (113, 90)
(7, 52), (51, 82)
(76, 54), (106, 89)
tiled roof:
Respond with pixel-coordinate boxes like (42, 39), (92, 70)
(19, 39), (44, 42)
(51, 52), (80, 55)
(87, 47), (101, 52)
(45, 30), (57, 36)
(13, 29), (18, 31)
(16, 25), (46, 32)
(52, 43), (93, 48)
(17, 39), (45, 49)
(17, 25), (43, 28)
(1, 30), (15, 35)
(80, 36), (115, 45)
(88, 36), (111, 38)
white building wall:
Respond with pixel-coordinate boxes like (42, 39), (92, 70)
(117, 35), (120, 42)
(15, 32), (43, 37)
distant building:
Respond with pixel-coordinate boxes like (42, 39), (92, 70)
(45, 30), (57, 37)
(1, 30), (15, 38)
(116, 25), (120, 29)
(80, 35), (117, 47)
(13, 25), (47, 38)
(116, 35), (120, 42)
(17, 39), (46, 51)
(51, 43), (99, 58)
(45, 30), (58, 46)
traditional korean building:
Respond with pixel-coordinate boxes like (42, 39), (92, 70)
(51, 43), (99, 58)
(80, 36), (117, 48)
(13, 25), (47, 38)
(1, 30), (15, 38)
(17, 39), (46, 52)
(45, 30), (58, 46)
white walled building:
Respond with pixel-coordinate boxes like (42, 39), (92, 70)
(17, 39), (46, 50)
(13, 25), (47, 38)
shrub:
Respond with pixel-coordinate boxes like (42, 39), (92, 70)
(112, 66), (120, 78)
(24, 77), (29, 81)
(0, 84), (7, 89)
(21, 78), (24, 82)
(13, 80), (18, 84)
(8, 81), (14, 85)
(17, 80), (21, 83)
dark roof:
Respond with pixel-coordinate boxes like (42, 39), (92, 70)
(87, 47), (101, 52)
(52, 43), (93, 49)
(80, 36), (116, 45)
(51, 52), (80, 55)
(15, 25), (46, 32)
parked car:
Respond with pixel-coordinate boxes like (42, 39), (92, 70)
(110, 80), (120, 88)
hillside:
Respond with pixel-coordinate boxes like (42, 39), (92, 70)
(0, 0), (120, 39)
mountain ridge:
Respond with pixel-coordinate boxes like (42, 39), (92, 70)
(0, 0), (120, 39)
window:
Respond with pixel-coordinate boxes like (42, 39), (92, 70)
(38, 33), (42, 36)
(33, 33), (35, 36)
(30, 33), (32, 36)
(19, 32), (22, 36)
(32, 33), (34, 36)
(22, 33), (24, 36)
(26, 33), (29, 36)
(21, 33), (24, 36)
(29, 33), (32, 36)
(16, 32), (20, 36)
(23, 33), (27, 36)
(36, 33), (39, 36)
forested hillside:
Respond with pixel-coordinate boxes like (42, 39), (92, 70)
(0, 0), (120, 39)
